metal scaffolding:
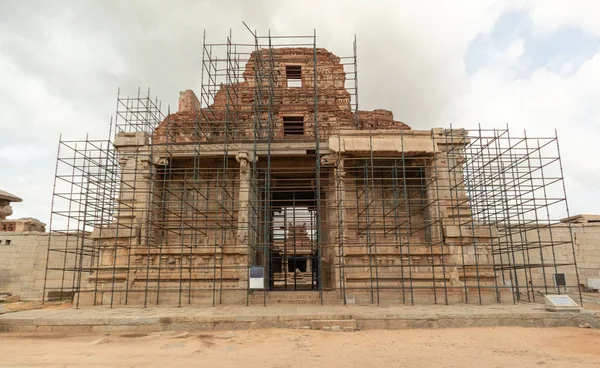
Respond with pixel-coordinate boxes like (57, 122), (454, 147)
(43, 28), (581, 308)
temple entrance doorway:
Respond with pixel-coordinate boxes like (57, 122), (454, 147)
(267, 160), (322, 291)
(270, 192), (319, 290)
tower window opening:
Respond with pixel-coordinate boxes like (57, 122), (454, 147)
(286, 65), (302, 87)
(283, 116), (304, 136)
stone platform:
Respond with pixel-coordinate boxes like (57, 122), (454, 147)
(1, 303), (598, 333)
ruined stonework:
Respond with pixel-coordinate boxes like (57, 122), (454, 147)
(0, 190), (78, 300)
(0, 190), (45, 233)
(44, 33), (582, 307)
(511, 215), (600, 298)
(74, 46), (502, 307)
(0, 190), (21, 221)
(153, 48), (408, 144)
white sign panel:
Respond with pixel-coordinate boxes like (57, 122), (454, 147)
(544, 295), (580, 312)
(587, 278), (600, 290)
(249, 267), (265, 290)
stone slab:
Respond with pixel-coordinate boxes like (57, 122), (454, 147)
(310, 319), (356, 330)
(544, 295), (581, 312)
(0, 304), (598, 333)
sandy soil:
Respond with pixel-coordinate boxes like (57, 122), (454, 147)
(0, 327), (599, 368)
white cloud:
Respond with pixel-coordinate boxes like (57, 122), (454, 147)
(527, 0), (600, 36)
(454, 47), (600, 215)
(0, 145), (49, 165)
(0, 0), (598, 222)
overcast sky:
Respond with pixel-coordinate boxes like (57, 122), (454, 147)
(1, 0), (599, 224)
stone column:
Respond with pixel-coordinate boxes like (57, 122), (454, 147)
(86, 131), (153, 305)
(333, 156), (346, 292)
(93, 133), (152, 270)
(425, 130), (449, 245)
(235, 152), (254, 248)
(102, 131), (154, 243)
(235, 151), (256, 287)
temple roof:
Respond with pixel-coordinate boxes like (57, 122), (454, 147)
(0, 189), (22, 203)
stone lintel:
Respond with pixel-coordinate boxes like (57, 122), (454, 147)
(329, 130), (437, 154)
(114, 132), (149, 148)
(151, 142), (330, 159)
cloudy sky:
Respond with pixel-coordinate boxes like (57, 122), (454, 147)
(1, 0), (599, 224)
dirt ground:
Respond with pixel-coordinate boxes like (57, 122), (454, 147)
(0, 327), (598, 368)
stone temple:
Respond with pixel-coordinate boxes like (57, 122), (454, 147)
(38, 30), (590, 307)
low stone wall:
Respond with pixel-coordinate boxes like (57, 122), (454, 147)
(0, 232), (82, 300)
(527, 221), (600, 290)
(0, 232), (49, 299)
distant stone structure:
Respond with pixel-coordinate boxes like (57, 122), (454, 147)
(0, 189), (21, 221)
(0, 190), (79, 300)
(1, 189), (45, 233)
(526, 215), (600, 294)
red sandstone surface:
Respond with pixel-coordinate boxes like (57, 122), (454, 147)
(153, 48), (409, 144)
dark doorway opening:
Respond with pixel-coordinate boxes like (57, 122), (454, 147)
(270, 185), (319, 290)
(288, 257), (307, 273)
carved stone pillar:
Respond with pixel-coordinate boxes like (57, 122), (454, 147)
(235, 152), (256, 249)
(235, 151), (257, 286)
(333, 156), (346, 291)
(112, 131), (154, 241)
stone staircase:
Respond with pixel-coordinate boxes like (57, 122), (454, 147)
(248, 290), (344, 305)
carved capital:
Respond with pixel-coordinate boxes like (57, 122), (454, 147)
(235, 151), (257, 164)
(0, 204), (13, 220)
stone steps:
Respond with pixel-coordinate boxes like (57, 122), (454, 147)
(248, 291), (344, 305)
(309, 319), (357, 331)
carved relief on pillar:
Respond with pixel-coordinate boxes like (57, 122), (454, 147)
(202, 256), (211, 273)
(361, 256), (369, 272)
(235, 151), (256, 252)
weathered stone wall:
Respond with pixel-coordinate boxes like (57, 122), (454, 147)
(0, 232), (84, 300)
(85, 151), (250, 305)
(340, 164), (428, 290)
(323, 130), (498, 304)
(572, 222), (600, 285)
(130, 158), (245, 292)
(526, 220), (600, 290)
(488, 216), (600, 304)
